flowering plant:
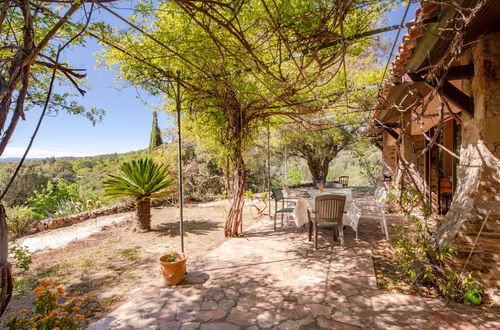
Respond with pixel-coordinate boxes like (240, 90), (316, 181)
(6, 280), (86, 330)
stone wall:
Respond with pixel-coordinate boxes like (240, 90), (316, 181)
(381, 132), (398, 174)
(435, 32), (500, 303)
(25, 203), (135, 236)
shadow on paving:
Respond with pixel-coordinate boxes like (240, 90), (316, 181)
(88, 196), (500, 330)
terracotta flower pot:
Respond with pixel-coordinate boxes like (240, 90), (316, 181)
(159, 253), (187, 285)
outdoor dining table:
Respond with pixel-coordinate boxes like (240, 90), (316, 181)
(292, 188), (361, 239)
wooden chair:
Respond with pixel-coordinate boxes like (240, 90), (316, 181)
(271, 188), (295, 230)
(339, 176), (349, 188)
(307, 194), (346, 249)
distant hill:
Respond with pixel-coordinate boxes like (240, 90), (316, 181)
(0, 157), (40, 163)
(0, 150), (147, 164)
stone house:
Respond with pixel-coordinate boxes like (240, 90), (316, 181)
(369, 1), (499, 302)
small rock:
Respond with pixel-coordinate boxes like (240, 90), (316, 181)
(180, 322), (200, 330)
(176, 310), (196, 322)
(200, 323), (239, 330)
(307, 303), (332, 317)
(196, 308), (227, 322)
(201, 301), (218, 310)
(277, 320), (300, 330)
(219, 299), (236, 310)
(227, 309), (257, 327)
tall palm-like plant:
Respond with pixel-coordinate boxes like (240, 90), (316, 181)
(102, 159), (175, 231)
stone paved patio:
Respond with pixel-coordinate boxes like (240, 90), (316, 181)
(88, 195), (499, 329)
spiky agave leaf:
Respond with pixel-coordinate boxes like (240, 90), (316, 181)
(102, 158), (176, 201)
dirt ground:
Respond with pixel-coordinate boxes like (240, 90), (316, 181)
(3, 200), (266, 326)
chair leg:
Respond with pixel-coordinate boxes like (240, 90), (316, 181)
(314, 222), (318, 250)
(382, 210), (389, 240)
(273, 204), (277, 231)
(308, 220), (312, 241)
(339, 225), (344, 246)
(281, 212), (284, 227)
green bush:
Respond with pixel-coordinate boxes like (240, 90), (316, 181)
(5, 206), (40, 236)
(27, 179), (78, 218)
(388, 186), (484, 303)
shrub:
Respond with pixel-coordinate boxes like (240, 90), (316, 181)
(5, 280), (86, 330)
(27, 179), (79, 218)
(10, 243), (33, 296)
(6, 206), (40, 235)
(388, 186), (484, 303)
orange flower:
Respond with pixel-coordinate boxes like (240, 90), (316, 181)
(74, 290), (81, 295)
(33, 286), (46, 292)
(65, 297), (73, 302)
(53, 281), (61, 286)
(20, 309), (28, 313)
(61, 311), (69, 317)
(39, 316), (50, 322)
(57, 287), (65, 295)
(76, 315), (85, 320)
(52, 327), (61, 330)
(41, 280), (52, 286)
(58, 304), (65, 308)
(72, 306), (81, 312)
(77, 297), (85, 303)
(49, 310), (58, 316)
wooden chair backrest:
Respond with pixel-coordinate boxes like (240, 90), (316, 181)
(315, 194), (346, 224)
(339, 176), (349, 187)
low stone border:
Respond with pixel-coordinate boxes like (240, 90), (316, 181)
(25, 203), (135, 236)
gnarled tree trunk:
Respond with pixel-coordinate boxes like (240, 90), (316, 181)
(0, 205), (13, 317)
(306, 154), (333, 183)
(224, 158), (246, 237)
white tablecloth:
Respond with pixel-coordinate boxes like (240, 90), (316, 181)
(292, 189), (359, 234)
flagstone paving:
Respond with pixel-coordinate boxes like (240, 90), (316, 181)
(88, 195), (499, 330)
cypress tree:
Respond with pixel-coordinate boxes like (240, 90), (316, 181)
(149, 111), (163, 152)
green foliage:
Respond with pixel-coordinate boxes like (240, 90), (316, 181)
(149, 112), (163, 152)
(351, 140), (382, 186)
(287, 168), (304, 185)
(0, 163), (50, 206)
(10, 243), (32, 296)
(27, 180), (78, 218)
(54, 199), (103, 218)
(102, 158), (175, 202)
(11, 243), (32, 273)
(5, 206), (40, 235)
(387, 187), (484, 303)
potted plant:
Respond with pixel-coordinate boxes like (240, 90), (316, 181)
(159, 252), (187, 285)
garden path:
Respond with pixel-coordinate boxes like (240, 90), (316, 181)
(88, 197), (499, 330)
(16, 213), (132, 253)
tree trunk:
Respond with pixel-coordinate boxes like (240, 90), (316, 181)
(306, 156), (332, 183)
(0, 205), (13, 317)
(224, 162), (246, 237)
(135, 198), (151, 231)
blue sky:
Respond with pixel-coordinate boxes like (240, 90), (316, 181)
(2, 1), (417, 159)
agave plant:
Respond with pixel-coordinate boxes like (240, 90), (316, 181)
(102, 159), (175, 231)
